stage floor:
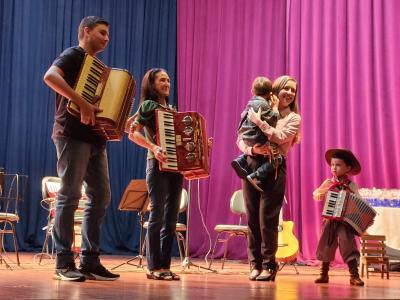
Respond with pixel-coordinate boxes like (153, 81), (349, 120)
(0, 253), (399, 300)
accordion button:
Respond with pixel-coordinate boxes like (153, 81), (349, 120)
(183, 126), (194, 136)
(184, 142), (195, 152)
(185, 153), (196, 162)
(182, 115), (193, 126)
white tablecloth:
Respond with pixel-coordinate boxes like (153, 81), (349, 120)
(360, 188), (400, 258)
(367, 207), (400, 250)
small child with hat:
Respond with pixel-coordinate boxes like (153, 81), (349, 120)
(313, 148), (364, 286)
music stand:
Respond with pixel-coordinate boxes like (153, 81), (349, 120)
(181, 179), (216, 272)
(112, 179), (149, 270)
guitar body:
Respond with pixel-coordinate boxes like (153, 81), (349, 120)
(276, 220), (299, 263)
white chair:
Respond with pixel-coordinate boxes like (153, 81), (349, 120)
(208, 189), (248, 269)
(142, 188), (189, 262)
(36, 176), (87, 264)
(174, 188), (189, 259)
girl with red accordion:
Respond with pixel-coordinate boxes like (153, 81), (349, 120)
(313, 148), (364, 286)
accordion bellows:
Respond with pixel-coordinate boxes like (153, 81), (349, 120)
(68, 54), (135, 141)
(322, 190), (377, 235)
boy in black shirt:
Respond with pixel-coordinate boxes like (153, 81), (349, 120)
(44, 16), (119, 282)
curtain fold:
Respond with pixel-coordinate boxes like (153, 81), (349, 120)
(178, 0), (287, 258)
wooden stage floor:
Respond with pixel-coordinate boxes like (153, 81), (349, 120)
(0, 253), (399, 300)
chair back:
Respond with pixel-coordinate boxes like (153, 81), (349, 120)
(230, 189), (245, 215)
(42, 176), (86, 199)
(41, 176), (87, 222)
(361, 234), (387, 257)
(229, 189), (246, 225)
(0, 174), (28, 221)
(179, 188), (189, 213)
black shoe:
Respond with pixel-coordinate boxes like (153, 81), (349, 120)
(79, 264), (120, 281)
(246, 174), (263, 192)
(315, 274), (329, 283)
(256, 268), (278, 282)
(350, 275), (364, 286)
(231, 157), (249, 179)
(54, 265), (86, 282)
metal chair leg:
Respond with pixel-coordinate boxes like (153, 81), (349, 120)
(38, 231), (51, 264)
(11, 222), (19, 266)
(221, 233), (235, 270)
(208, 232), (222, 269)
(176, 232), (186, 262)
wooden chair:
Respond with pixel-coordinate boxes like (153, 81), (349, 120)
(360, 234), (390, 279)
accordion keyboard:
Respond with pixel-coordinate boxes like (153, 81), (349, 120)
(75, 55), (106, 104)
(323, 190), (346, 218)
(157, 111), (178, 170)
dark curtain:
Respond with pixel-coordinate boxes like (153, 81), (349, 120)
(0, 0), (177, 254)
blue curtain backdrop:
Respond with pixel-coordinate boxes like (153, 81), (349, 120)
(0, 0), (177, 254)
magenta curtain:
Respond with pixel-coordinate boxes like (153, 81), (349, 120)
(177, 0), (400, 262)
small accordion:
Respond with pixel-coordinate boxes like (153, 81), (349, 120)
(322, 190), (377, 235)
(68, 54), (136, 141)
(155, 110), (210, 180)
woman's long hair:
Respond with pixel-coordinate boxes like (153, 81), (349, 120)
(272, 75), (301, 144)
(140, 68), (169, 104)
(129, 68), (169, 122)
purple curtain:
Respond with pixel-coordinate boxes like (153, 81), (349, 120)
(177, 0), (400, 262)
(286, 0), (400, 262)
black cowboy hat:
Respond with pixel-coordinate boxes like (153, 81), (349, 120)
(325, 148), (361, 175)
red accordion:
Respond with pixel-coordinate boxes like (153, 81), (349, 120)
(322, 190), (376, 235)
(155, 110), (209, 180)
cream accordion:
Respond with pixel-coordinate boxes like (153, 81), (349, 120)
(68, 54), (135, 141)
(155, 110), (210, 180)
(322, 190), (376, 235)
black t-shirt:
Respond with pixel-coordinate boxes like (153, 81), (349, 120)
(51, 46), (106, 146)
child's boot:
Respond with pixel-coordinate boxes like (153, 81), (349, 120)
(315, 261), (330, 283)
(348, 259), (364, 286)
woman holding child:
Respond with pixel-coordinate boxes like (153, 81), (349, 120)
(236, 75), (301, 281)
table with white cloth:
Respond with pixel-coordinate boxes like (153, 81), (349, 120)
(360, 188), (400, 259)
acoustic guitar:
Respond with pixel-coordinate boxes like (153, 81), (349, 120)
(276, 207), (299, 263)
